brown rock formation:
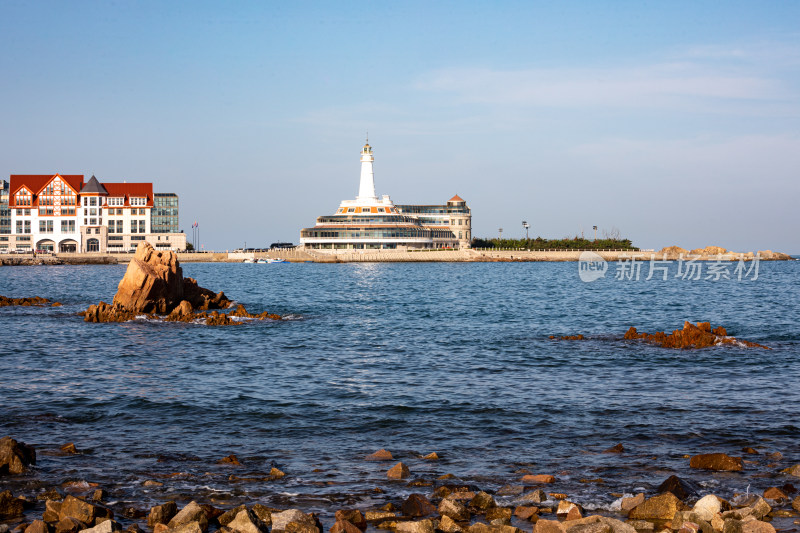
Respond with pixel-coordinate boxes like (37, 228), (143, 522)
(689, 453), (743, 471)
(365, 449), (394, 461)
(109, 242), (229, 314)
(387, 462), (410, 479)
(0, 295), (51, 307)
(83, 242), (280, 325)
(0, 436), (36, 475)
(628, 492), (684, 520)
(624, 322), (768, 349)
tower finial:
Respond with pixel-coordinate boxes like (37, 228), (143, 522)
(366, 131), (369, 144)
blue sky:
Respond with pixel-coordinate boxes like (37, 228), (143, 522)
(1, 1), (798, 251)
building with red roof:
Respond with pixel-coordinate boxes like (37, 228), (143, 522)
(2, 173), (185, 253)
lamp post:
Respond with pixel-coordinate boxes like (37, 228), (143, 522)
(498, 227), (503, 240)
(522, 221), (529, 240)
(593, 225), (598, 241)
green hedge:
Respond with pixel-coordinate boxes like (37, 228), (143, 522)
(471, 237), (637, 250)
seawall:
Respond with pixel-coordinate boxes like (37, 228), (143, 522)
(2, 248), (792, 265)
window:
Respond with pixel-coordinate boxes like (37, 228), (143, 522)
(24, 221), (31, 234)
(61, 220), (75, 233)
(15, 191), (32, 206)
(89, 197), (97, 206)
(90, 218), (96, 225)
(15, 220), (22, 234)
(138, 220), (146, 233)
(83, 198), (88, 206)
(90, 208), (97, 216)
(139, 208), (147, 215)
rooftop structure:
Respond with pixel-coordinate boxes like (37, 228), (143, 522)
(300, 142), (471, 251)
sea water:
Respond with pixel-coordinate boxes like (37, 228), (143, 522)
(1, 260), (799, 521)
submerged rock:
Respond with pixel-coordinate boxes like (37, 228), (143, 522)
(624, 322), (768, 350)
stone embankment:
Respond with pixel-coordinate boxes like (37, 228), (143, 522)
(83, 242), (281, 325)
(1, 245), (793, 265)
(3, 437), (800, 533)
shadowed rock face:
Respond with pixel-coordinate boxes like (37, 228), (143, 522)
(624, 321), (769, 350)
(83, 242), (280, 326)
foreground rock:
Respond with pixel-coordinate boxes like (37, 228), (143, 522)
(628, 492), (684, 520)
(83, 242), (280, 326)
(0, 436), (36, 475)
(624, 322), (769, 349)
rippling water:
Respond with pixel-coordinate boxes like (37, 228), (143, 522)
(1, 260), (799, 523)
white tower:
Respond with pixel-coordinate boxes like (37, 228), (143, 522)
(356, 139), (377, 203)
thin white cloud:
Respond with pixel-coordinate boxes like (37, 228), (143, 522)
(415, 63), (794, 109)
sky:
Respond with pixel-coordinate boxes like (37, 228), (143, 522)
(1, 1), (798, 252)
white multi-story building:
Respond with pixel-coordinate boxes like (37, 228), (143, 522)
(299, 141), (471, 251)
(6, 174), (186, 253)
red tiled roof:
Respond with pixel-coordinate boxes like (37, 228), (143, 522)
(449, 194), (465, 202)
(9, 174), (84, 207)
(103, 183), (154, 207)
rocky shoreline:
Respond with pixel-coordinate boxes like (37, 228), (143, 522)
(2, 437), (800, 533)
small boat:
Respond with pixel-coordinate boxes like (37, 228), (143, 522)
(267, 258), (288, 263)
(242, 258), (255, 263)
(256, 258), (269, 263)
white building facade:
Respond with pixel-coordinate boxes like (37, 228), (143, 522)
(6, 174), (186, 253)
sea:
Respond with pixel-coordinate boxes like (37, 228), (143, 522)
(1, 259), (799, 526)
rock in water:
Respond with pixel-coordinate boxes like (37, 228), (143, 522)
(689, 453), (743, 471)
(96, 241), (229, 317)
(111, 242), (186, 313)
(83, 242), (282, 325)
(0, 490), (25, 519)
(0, 436), (36, 475)
(387, 462), (410, 479)
(624, 322), (769, 350)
